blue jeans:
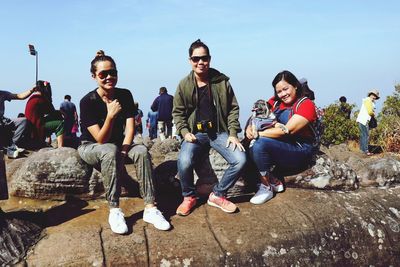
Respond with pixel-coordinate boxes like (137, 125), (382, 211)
(177, 132), (246, 197)
(358, 122), (369, 153)
(249, 137), (314, 178)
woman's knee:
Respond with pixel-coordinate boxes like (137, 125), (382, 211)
(129, 144), (150, 160)
(101, 143), (119, 160)
(252, 137), (279, 152)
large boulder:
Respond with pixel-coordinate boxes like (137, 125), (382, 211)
(322, 144), (400, 187)
(9, 148), (94, 200)
(7, 142), (400, 202)
(284, 154), (359, 191)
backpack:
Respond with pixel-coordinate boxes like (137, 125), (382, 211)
(299, 78), (315, 100)
(292, 97), (324, 148)
(273, 96), (324, 148)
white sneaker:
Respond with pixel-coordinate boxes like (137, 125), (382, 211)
(250, 184), (273, 205)
(143, 207), (171, 231)
(108, 208), (128, 234)
(7, 147), (19, 159)
(15, 145), (25, 153)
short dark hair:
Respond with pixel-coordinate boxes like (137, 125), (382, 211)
(272, 70), (303, 100)
(64, 95), (71, 101)
(159, 87), (167, 94)
(189, 39), (210, 57)
(339, 96), (347, 103)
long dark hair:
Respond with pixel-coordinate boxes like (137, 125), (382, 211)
(36, 80), (52, 103)
(272, 70), (303, 100)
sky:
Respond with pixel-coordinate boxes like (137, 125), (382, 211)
(1, 0), (399, 130)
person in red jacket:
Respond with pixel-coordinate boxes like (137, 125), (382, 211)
(25, 81), (64, 148)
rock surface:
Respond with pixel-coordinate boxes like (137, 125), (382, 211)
(2, 141), (400, 266)
(7, 142), (400, 201)
(0, 209), (43, 266)
(1, 187), (400, 266)
(322, 144), (400, 187)
(284, 154), (359, 191)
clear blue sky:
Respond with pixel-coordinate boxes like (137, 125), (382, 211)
(1, 0), (399, 129)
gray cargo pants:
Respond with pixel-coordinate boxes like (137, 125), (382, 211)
(78, 142), (155, 207)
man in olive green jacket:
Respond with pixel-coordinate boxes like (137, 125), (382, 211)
(173, 39), (246, 216)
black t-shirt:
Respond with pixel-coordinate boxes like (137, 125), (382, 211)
(196, 85), (216, 123)
(79, 88), (137, 147)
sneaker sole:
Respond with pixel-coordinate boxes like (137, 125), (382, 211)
(176, 199), (197, 216)
(176, 211), (191, 216)
(207, 200), (236, 213)
(272, 184), (284, 193)
(250, 194), (273, 205)
(109, 224), (128, 234)
(143, 218), (171, 231)
(110, 228), (128, 235)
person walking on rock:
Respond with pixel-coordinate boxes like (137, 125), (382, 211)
(60, 94), (78, 138)
(78, 50), (170, 234)
(151, 87), (173, 141)
(0, 86), (36, 158)
(356, 89), (380, 156)
(146, 109), (158, 140)
(173, 39), (246, 216)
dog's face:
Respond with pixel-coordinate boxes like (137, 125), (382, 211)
(252, 99), (271, 117)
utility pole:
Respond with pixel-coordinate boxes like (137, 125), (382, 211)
(28, 44), (38, 84)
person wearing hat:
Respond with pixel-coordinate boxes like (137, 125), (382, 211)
(356, 89), (380, 156)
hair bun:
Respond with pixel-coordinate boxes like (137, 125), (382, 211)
(96, 50), (105, 57)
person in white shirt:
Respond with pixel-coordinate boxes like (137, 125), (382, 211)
(356, 89), (380, 155)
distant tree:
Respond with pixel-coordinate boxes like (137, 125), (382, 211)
(321, 101), (359, 146)
(370, 84), (400, 152)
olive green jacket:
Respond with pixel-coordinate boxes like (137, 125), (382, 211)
(172, 68), (241, 138)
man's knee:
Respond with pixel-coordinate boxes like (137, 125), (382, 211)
(178, 154), (195, 170)
(235, 153), (247, 170)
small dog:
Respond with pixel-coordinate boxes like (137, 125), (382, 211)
(248, 99), (286, 147)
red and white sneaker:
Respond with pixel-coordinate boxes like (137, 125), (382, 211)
(271, 179), (284, 193)
(250, 184), (273, 205)
(176, 196), (197, 216)
(207, 192), (237, 213)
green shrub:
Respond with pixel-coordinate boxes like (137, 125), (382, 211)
(370, 84), (400, 152)
(321, 102), (359, 146)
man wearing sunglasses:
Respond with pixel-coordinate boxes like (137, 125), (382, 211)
(173, 39), (246, 216)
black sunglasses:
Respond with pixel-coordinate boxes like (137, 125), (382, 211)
(190, 55), (210, 63)
(97, 69), (118, 79)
